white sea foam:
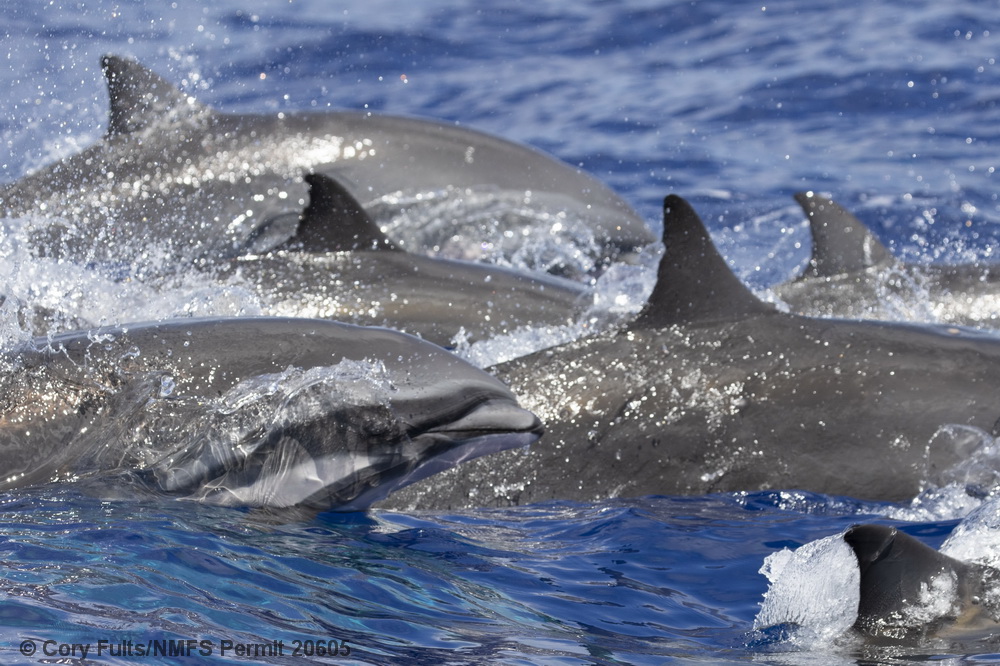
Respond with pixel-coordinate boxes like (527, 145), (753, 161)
(369, 185), (635, 280)
(453, 240), (658, 367)
(753, 534), (860, 646)
(941, 496), (1000, 569)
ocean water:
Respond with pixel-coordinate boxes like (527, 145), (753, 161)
(1, 0), (1000, 663)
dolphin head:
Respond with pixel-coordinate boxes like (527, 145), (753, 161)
(342, 387), (544, 512)
(319, 359), (546, 512)
(148, 359), (546, 514)
(120, 319), (545, 512)
(0, 318), (542, 512)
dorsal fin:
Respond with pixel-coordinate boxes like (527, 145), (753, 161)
(843, 524), (984, 633)
(297, 173), (400, 252)
(102, 55), (209, 136)
(631, 195), (775, 329)
(794, 191), (894, 278)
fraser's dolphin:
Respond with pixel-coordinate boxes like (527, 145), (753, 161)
(0, 55), (653, 274)
(774, 192), (1000, 327)
(843, 524), (1000, 640)
(0, 174), (595, 343)
(0, 317), (542, 511)
(218, 174), (592, 346)
(378, 195), (1000, 510)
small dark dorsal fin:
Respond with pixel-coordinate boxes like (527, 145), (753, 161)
(843, 524), (984, 634)
(297, 173), (399, 252)
(631, 195), (775, 329)
(102, 55), (209, 136)
(794, 191), (894, 278)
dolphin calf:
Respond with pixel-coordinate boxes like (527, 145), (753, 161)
(217, 174), (593, 346)
(378, 195), (1000, 510)
(773, 191), (1000, 327)
(0, 55), (653, 274)
(843, 524), (1000, 640)
(0, 317), (542, 511)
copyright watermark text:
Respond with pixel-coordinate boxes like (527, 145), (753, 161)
(15, 637), (351, 659)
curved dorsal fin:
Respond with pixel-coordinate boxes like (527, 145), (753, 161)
(794, 191), (894, 278)
(631, 195), (775, 329)
(297, 173), (400, 252)
(102, 55), (209, 136)
(843, 524), (982, 633)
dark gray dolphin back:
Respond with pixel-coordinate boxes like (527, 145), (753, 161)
(794, 191), (894, 278)
(631, 195), (775, 329)
(2, 54), (652, 273)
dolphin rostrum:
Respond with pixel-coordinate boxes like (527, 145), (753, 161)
(0, 317), (542, 511)
(0, 55), (653, 274)
(773, 191), (1000, 327)
(378, 195), (1000, 510)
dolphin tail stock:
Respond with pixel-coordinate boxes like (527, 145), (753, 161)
(793, 191), (895, 278)
(101, 54), (211, 136)
(290, 172), (401, 253)
(630, 194), (776, 330)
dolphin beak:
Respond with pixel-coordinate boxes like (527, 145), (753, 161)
(426, 398), (544, 440)
(419, 397), (543, 467)
(331, 401), (543, 512)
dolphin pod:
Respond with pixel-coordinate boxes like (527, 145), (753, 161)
(774, 191), (1000, 327)
(0, 55), (653, 275)
(378, 194), (1000, 510)
(5, 54), (1000, 522)
(0, 317), (542, 511)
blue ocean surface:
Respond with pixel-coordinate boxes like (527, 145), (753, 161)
(1, 0), (1000, 663)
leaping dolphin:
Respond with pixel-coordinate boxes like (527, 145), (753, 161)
(0, 55), (653, 274)
(0, 317), (542, 511)
(378, 195), (1000, 510)
(773, 191), (1000, 327)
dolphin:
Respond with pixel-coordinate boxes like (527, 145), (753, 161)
(773, 191), (1000, 327)
(0, 317), (542, 511)
(377, 195), (1000, 510)
(2, 174), (596, 344)
(215, 173), (593, 346)
(0, 55), (653, 274)
(843, 524), (1000, 640)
